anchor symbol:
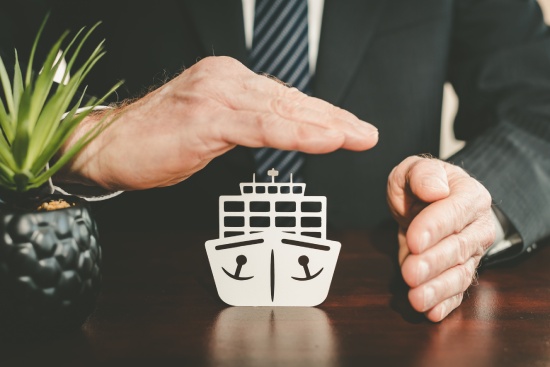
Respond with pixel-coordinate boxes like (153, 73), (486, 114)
(291, 255), (323, 281)
(223, 255), (254, 281)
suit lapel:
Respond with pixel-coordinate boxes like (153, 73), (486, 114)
(184, 0), (248, 65)
(314, 0), (387, 105)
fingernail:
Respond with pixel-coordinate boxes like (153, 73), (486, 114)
(419, 231), (431, 252)
(424, 286), (435, 310)
(356, 121), (378, 135)
(417, 260), (429, 284)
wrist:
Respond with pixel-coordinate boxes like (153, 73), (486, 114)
(53, 106), (115, 190)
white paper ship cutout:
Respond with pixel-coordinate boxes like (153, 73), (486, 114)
(205, 168), (341, 306)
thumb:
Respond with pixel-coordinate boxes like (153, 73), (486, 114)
(407, 158), (450, 203)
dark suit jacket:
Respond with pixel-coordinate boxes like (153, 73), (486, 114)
(3, 0), (550, 261)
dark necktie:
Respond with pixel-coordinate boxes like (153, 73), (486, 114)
(250, 0), (311, 184)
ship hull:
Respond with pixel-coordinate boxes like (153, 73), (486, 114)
(205, 231), (341, 306)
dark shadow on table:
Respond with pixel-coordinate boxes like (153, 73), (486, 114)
(370, 219), (428, 324)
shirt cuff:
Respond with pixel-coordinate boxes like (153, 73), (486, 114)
(481, 205), (525, 266)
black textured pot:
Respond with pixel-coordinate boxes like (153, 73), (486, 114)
(0, 194), (101, 335)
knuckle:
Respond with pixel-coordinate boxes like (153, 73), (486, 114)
(408, 157), (428, 175)
(460, 176), (491, 211)
(472, 211), (497, 250)
(448, 163), (468, 177)
(476, 182), (492, 209)
(255, 113), (274, 141)
(433, 243), (452, 271)
(430, 213), (449, 239)
(449, 196), (468, 223)
(481, 216), (497, 247)
(455, 234), (470, 264)
(183, 68), (213, 92)
(403, 155), (423, 168)
(293, 124), (314, 147)
(271, 95), (302, 118)
(393, 156), (423, 184)
(328, 103), (345, 116)
(459, 261), (476, 290)
(486, 221), (497, 246)
(388, 165), (402, 185)
(199, 55), (241, 71)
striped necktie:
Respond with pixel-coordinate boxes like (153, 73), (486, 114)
(250, 0), (311, 184)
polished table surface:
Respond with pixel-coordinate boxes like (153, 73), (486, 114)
(2, 226), (550, 366)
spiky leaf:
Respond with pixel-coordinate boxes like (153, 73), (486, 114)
(0, 16), (122, 193)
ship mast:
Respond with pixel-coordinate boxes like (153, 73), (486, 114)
(267, 168), (279, 183)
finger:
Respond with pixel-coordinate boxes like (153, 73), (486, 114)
(225, 87), (379, 151)
(407, 172), (492, 254)
(406, 157), (450, 203)
(219, 110), (349, 153)
(398, 226), (409, 266)
(272, 90), (379, 150)
(424, 292), (464, 322)
(243, 68), (374, 127)
(195, 57), (379, 150)
(401, 215), (494, 287)
(408, 257), (478, 313)
(387, 157), (449, 224)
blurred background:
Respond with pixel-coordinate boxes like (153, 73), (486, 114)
(440, 0), (550, 158)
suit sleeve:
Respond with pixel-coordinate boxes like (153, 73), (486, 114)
(447, 0), (550, 254)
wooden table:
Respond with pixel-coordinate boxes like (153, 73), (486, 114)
(2, 225), (549, 366)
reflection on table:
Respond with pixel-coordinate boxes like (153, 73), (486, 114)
(1, 227), (549, 367)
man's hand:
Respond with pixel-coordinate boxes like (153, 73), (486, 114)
(60, 56), (378, 190)
(387, 156), (496, 322)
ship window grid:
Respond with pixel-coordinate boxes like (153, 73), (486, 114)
(301, 201), (322, 212)
(275, 201), (296, 212)
(224, 216), (245, 227)
(220, 196), (326, 238)
(250, 216), (271, 227)
(275, 216), (296, 227)
(224, 201), (245, 212)
(301, 216), (322, 227)
(250, 201), (270, 212)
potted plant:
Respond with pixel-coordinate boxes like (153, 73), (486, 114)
(0, 16), (122, 334)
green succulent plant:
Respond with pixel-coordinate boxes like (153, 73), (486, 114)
(0, 15), (122, 193)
